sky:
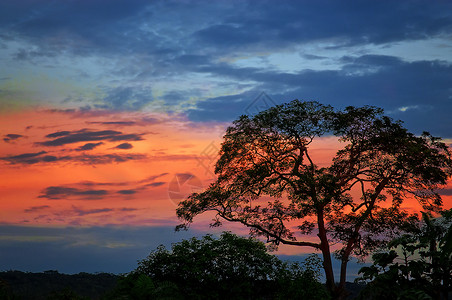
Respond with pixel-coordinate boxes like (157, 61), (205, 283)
(0, 0), (452, 279)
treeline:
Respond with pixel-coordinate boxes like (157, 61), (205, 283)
(0, 268), (365, 300)
(0, 270), (117, 299)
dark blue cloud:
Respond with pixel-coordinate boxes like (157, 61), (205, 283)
(2, 1), (451, 60)
(38, 129), (144, 147)
(0, 151), (69, 165)
(4, 151), (47, 160)
(1, 151), (146, 165)
(113, 142), (133, 150)
(188, 55), (452, 137)
(0, 0), (153, 56)
(76, 142), (103, 151)
(117, 189), (137, 195)
(145, 182), (166, 188)
(38, 186), (108, 200)
(46, 131), (72, 138)
(193, 0), (452, 51)
(3, 133), (25, 143)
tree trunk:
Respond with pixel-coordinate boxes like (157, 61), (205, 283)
(320, 250), (348, 300)
(317, 209), (350, 300)
(320, 243), (335, 296)
(317, 210), (339, 299)
(336, 258), (351, 300)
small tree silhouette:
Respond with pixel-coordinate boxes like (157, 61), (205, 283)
(357, 208), (452, 300)
(176, 100), (452, 299)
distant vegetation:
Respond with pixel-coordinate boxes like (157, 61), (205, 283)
(0, 270), (117, 299)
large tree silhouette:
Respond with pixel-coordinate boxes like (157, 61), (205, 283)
(176, 100), (452, 299)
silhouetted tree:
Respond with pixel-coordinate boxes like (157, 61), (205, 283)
(357, 208), (452, 300)
(0, 278), (18, 300)
(120, 232), (327, 299)
(176, 100), (452, 299)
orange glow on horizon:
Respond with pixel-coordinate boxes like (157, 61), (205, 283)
(0, 109), (227, 226)
(0, 108), (450, 256)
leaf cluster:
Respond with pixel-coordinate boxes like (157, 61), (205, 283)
(356, 209), (452, 300)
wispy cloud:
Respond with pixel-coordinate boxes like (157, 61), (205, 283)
(97, 86), (154, 111)
(86, 117), (162, 126)
(24, 205), (51, 213)
(71, 207), (114, 216)
(138, 173), (169, 183)
(72, 153), (147, 164)
(397, 105), (420, 112)
(86, 121), (137, 126)
(144, 182), (165, 188)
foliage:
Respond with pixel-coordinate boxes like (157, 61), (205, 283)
(356, 208), (452, 300)
(112, 232), (328, 300)
(0, 279), (19, 300)
(176, 100), (452, 299)
(275, 255), (330, 300)
(105, 273), (182, 300)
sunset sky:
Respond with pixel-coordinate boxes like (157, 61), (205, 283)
(1, 0), (452, 278)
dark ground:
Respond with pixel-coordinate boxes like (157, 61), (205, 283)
(0, 270), (118, 299)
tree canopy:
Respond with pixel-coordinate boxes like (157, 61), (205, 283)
(112, 232), (328, 300)
(176, 100), (452, 299)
